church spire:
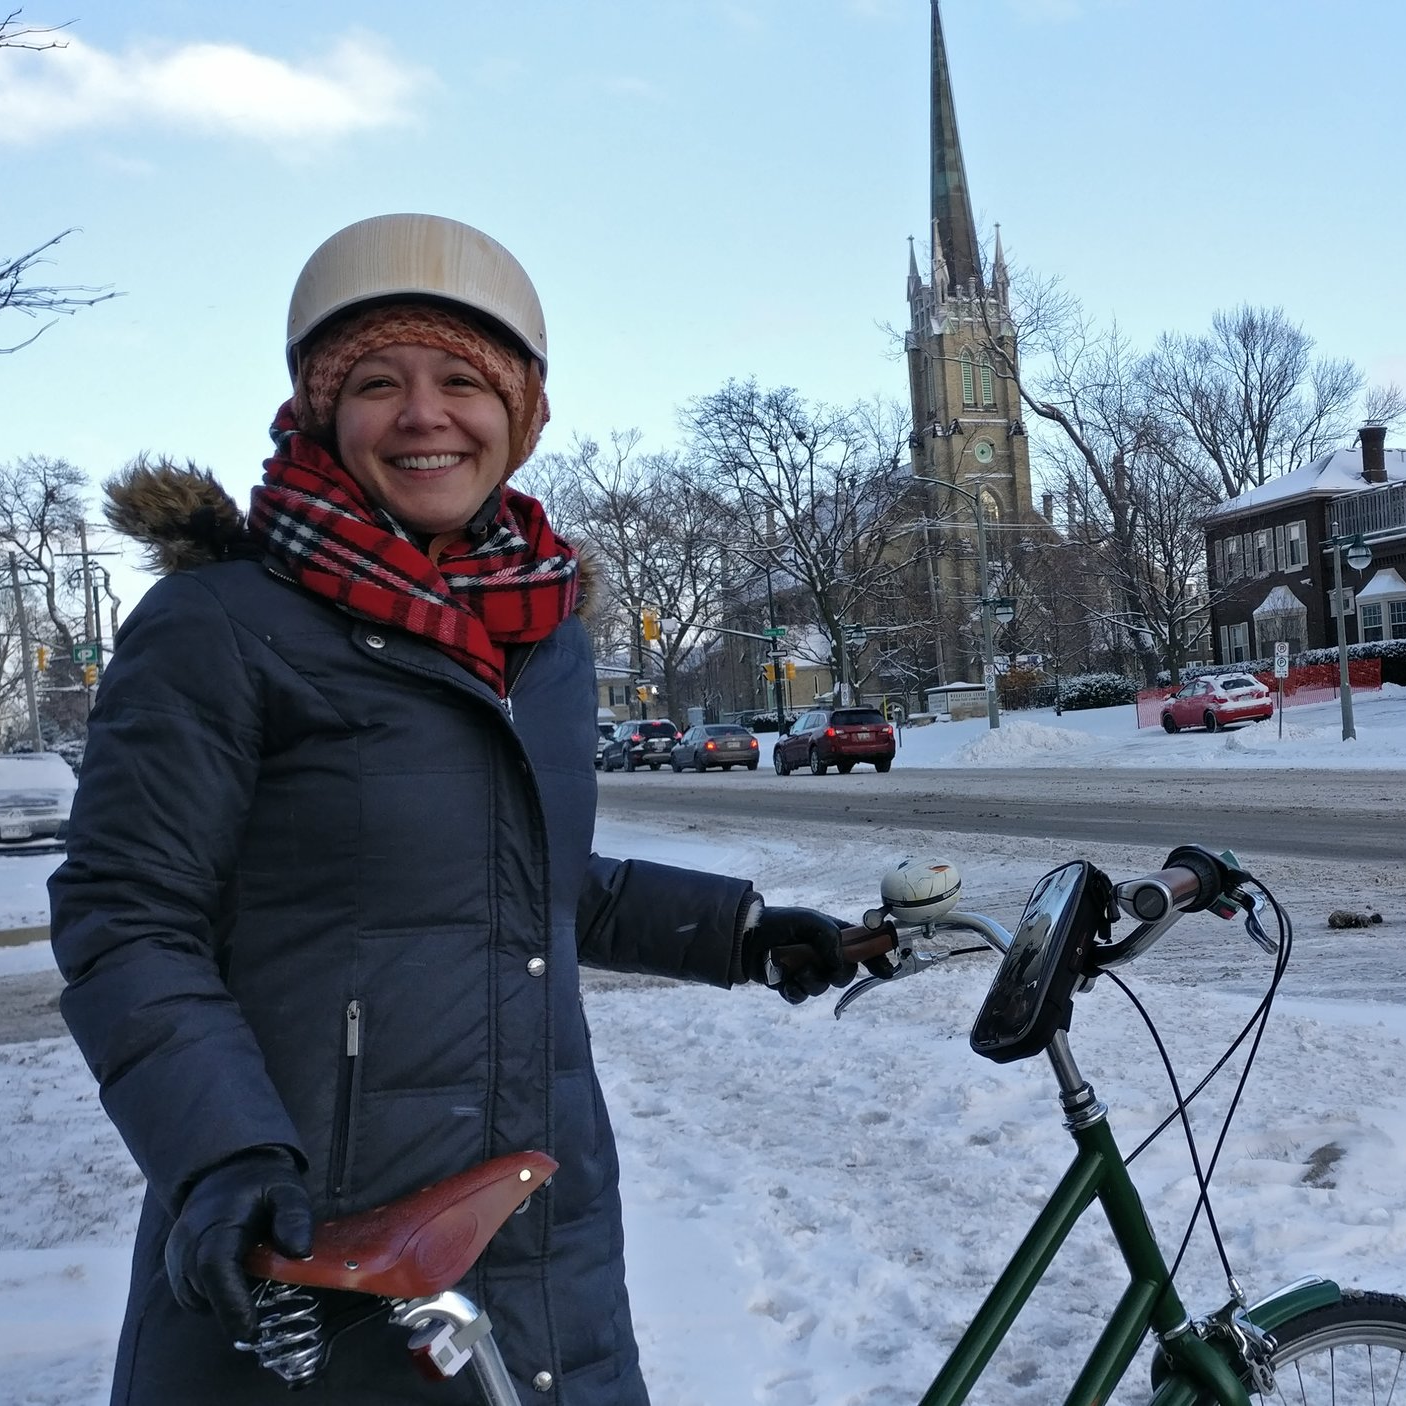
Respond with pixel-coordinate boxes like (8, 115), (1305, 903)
(992, 222), (1009, 310)
(930, 0), (982, 293)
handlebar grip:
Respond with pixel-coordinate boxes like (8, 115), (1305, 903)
(839, 921), (899, 965)
(1116, 867), (1203, 922)
(1117, 846), (1228, 922)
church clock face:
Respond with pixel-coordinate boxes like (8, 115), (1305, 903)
(973, 439), (995, 464)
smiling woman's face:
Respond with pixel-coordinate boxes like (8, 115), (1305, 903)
(333, 343), (511, 535)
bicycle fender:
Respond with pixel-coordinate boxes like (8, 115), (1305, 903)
(1147, 1278), (1343, 1405)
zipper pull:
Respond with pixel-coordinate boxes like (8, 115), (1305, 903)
(346, 1000), (361, 1056)
(503, 694), (514, 722)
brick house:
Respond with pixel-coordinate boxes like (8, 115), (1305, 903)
(1205, 427), (1406, 663)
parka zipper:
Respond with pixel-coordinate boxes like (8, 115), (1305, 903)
(501, 642), (542, 725)
(328, 999), (361, 1199)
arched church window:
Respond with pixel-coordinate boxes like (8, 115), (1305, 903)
(979, 359), (994, 407)
(959, 351), (975, 407)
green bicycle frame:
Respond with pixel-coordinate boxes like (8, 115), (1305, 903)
(918, 1054), (1341, 1406)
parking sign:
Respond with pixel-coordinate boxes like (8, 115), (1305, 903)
(1273, 641), (1289, 679)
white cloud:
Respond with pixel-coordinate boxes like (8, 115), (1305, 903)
(0, 31), (429, 146)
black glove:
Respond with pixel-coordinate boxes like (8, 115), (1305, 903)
(164, 1147), (314, 1343)
(740, 905), (857, 1004)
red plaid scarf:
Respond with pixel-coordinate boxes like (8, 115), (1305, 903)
(247, 402), (579, 697)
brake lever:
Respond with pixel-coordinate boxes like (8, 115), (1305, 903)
(1234, 888), (1278, 954)
(834, 943), (974, 1019)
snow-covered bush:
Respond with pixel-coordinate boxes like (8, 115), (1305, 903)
(1056, 672), (1138, 711)
(742, 711), (799, 734)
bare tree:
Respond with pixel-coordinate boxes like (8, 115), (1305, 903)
(681, 380), (915, 700)
(522, 432), (734, 720)
(2, 231), (120, 353)
(1144, 305), (1363, 497)
(0, 455), (89, 646)
(0, 455), (92, 735)
(1362, 382), (1406, 433)
(0, 8), (71, 49)
(2, 11), (118, 352)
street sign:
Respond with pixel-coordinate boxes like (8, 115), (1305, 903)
(983, 663), (996, 688)
(72, 641), (100, 664)
(762, 626), (787, 639)
(1274, 641), (1289, 679)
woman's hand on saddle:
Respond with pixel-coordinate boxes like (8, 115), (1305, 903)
(741, 904), (860, 1004)
(164, 1146), (314, 1343)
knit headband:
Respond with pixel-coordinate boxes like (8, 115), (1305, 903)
(293, 303), (549, 475)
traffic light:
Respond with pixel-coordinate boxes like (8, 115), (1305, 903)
(785, 660), (796, 682)
(35, 644), (48, 672)
(82, 664), (98, 686)
(641, 609), (660, 642)
(762, 663), (776, 683)
(636, 685), (650, 702)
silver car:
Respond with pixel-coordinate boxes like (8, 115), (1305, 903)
(0, 752), (77, 845)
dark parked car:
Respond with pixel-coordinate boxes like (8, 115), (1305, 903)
(1160, 674), (1273, 733)
(594, 721), (615, 769)
(670, 724), (760, 772)
(773, 706), (895, 775)
(600, 718), (682, 772)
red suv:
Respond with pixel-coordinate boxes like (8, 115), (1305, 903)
(772, 706), (895, 775)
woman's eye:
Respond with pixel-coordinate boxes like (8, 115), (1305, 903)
(352, 375), (395, 393)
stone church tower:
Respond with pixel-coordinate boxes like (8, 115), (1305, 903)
(905, 0), (1033, 681)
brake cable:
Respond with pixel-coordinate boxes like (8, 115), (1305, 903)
(1107, 878), (1293, 1287)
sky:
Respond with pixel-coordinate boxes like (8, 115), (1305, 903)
(5, 689), (1406, 1401)
(3, 0), (1405, 619)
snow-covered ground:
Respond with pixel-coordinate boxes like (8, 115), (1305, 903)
(3, 690), (1406, 1404)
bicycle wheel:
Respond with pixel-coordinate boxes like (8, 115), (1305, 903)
(1186, 1291), (1406, 1404)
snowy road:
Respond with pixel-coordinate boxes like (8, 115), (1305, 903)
(599, 765), (1403, 863)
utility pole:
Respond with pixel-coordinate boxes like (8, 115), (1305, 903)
(763, 564), (785, 731)
(8, 553), (44, 752)
(79, 520), (95, 646)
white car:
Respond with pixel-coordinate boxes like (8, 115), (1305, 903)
(0, 752), (77, 844)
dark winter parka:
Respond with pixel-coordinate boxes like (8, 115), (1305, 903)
(49, 467), (755, 1406)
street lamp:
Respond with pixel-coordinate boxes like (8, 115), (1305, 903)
(913, 475), (1008, 729)
(1326, 522), (1372, 741)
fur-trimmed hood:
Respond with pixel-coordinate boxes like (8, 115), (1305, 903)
(103, 456), (598, 609)
(104, 457), (250, 577)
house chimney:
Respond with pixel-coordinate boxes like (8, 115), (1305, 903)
(1041, 491), (1054, 523)
(1361, 424), (1387, 484)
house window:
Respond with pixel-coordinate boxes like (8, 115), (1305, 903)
(1212, 538), (1225, 587)
(1227, 621), (1250, 662)
(1285, 520), (1306, 569)
(959, 352), (975, 407)
(979, 360), (994, 407)
(1224, 535), (1242, 581)
(1360, 603), (1384, 643)
(1391, 600), (1406, 638)
(1253, 529), (1273, 575)
(607, 685), (631, 706)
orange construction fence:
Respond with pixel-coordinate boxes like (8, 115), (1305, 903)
(1134, 659), (1383, 729)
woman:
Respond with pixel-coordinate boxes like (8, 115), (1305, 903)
(49, 213), (859, 1405)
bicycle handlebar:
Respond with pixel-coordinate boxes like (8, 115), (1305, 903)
(839, 921), (900, 966)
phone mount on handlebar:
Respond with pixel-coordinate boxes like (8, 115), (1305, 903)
(969, 861), (1114, 1065)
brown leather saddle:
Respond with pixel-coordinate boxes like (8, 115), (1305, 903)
(245, 1151), (558, 1301)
